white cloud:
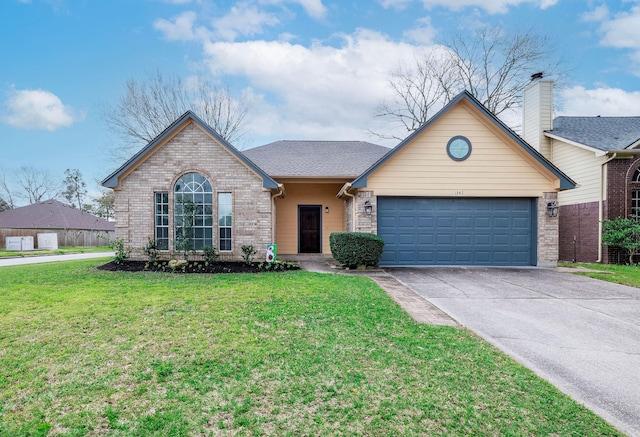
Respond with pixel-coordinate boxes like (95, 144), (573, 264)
(154, 11), (202, 41)
(599, 5), (640, 50)
(381, 0), (558, 14)
(201, 29), (430, 143)
(212, 2), (280, 41)
(264, 0), (327, 19)
(581, 4), (609, 22)
(2, 88), (83, 131)
(403, 16), (437, 44)
(559, 86), (640, 116)
(292, 0), (327, 19)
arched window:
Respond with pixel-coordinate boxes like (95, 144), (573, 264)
(174, 172), (213, 251)
(633, 168), (640, 182)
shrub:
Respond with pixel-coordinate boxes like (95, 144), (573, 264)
(202, 246), (219, 263)
(241, 244), (257, 264)
(329, 232), (384, 268)
(111, 238), (131, 264)
(602, 216), (640, 265)
(143, 238), (159, 262)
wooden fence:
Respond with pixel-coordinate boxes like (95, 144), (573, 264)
(0, 228), (114, 249)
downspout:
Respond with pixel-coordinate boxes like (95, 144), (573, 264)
(598, 153), (617, 262)
(271, 184), (285, 243)
(341, 183), (357, 232)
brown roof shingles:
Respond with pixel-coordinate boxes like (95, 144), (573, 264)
(0, 199), (115, 231)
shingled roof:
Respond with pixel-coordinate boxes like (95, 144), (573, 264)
(243, 140), (390, 178)
(0, 199), (115, 231)
(547, 116), (640, 151)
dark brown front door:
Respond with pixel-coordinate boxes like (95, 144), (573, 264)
(299, 205), (321, 253)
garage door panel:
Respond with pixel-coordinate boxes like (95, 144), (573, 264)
(378, 197), (535, 266)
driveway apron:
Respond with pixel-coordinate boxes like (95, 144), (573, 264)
(388, 267), (640, 437)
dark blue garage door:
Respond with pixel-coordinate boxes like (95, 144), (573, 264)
(377, 197), (536, 266)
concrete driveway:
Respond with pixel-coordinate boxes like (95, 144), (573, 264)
(387, 267), (640, 437)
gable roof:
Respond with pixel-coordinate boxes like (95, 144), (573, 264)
(102, 111), (279, 189)
(243, 140), (390, 178)
(351, 90), (576, 190)
(546, 116), (640, 151)
(0, 199), (115, 231)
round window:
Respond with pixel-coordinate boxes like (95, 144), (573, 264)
(446, 136), (472, 161)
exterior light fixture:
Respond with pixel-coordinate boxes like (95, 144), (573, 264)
(325, 206), (329, 213)
(547, 201), (559, 217)
(364, 200), (372, 216)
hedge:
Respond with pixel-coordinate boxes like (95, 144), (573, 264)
(329, 232), (384, 267)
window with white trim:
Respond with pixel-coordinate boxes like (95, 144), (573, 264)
(218, 192), (232, 251)
(154, 192), (169, 250)
(633, 190), (640, 216)
(174, 173), (213, 251)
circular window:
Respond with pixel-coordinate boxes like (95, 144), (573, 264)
(446, 136), (472, 161)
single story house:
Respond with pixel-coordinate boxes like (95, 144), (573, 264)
(0, 199), (115, 248)
(522, 78), (640, 263)
(102, 90), (575, 266)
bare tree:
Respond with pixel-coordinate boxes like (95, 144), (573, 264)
(372, 25), (561, 140)
(62, 168), (88, 210)
(104, 71), (249, 161)
(0, 166), (16, 210)
(0, 196), (10, 212)
(15, 166), (62, 204)
(91, 189), (115, 221)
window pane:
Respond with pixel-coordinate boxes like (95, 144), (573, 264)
(154, 191), (169, 251)
(173, 172), (213, 252)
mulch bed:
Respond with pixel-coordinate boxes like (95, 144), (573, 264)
(97, 260), (300, 274)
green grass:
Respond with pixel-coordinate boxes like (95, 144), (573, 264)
(0, 261), (622, 436)
(0, 246), (112, 258)
(559, 261), (640, 288)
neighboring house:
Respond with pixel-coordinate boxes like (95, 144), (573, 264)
(522, 78), (640, 263)
(0, 199), (115, 248)
(102, 90), (575, 266)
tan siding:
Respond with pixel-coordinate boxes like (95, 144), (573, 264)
(366, 102), (559, 197)
(275, 183), (344, 254)
(552, 140), (604, 205)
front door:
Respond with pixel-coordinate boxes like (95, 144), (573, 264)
(299, 205), (322, 253)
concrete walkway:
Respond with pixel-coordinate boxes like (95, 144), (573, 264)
(0, 251), (114, 267)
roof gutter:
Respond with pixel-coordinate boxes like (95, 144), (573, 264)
(598, 152), (618, 263)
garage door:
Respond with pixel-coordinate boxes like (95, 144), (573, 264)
(377, 197), (536, 266)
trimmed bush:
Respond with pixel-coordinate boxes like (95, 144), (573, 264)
(329, 232), (384, 268)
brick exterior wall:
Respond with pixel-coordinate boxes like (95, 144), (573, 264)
(113, 121), (273, 261)
(605, 157), (640, 264)
(556, 158), (640, 264)
(353, 191), (377, 234)
(538, 193), (559, 266)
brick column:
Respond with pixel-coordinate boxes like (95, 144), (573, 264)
(537, 193), (559, 267)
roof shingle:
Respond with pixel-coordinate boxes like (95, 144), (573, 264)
(0, 199), (115, 231)
(548, 116), (640, 151)
(243, 140), (390, 178)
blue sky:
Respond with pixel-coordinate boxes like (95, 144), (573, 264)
(1, 0), (639, 200)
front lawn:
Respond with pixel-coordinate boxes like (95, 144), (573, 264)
(560, 261), (640, 288)
(0, 260), (621, 436)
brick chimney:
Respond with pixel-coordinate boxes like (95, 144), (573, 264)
(522, 73), (553, 158)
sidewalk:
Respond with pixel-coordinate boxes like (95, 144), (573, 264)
(0, 252), (115, 267)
